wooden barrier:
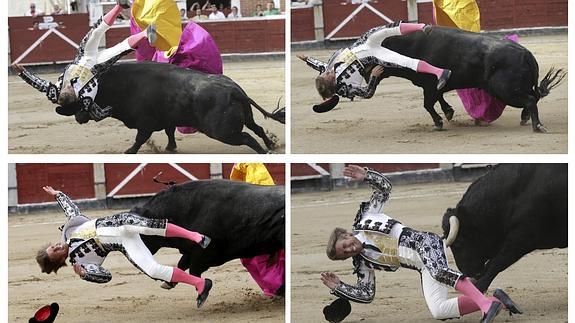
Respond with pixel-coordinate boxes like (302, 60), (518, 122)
(8, 14), (90, 64)
(291, 0), (567, 42)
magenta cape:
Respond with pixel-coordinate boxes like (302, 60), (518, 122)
(241, 249), (285, 297)
(131, 19), (223, 133)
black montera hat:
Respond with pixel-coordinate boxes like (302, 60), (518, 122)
(313, 95), (340, 113)
(323, 297), (351, 322)
(29, 303), (59, 323)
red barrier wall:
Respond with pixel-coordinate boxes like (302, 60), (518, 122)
(8, 14), (91, 64)
(291, 0), (567, 42)
(291, 7), (315, 42)
(104, 164), (212, 196)
(16, 164), (95, 203)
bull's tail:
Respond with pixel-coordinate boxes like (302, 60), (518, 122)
(249, 97), (285, 124)
(537, 67), (566, 99)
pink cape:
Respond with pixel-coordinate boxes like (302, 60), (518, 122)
(457, 35), (519, 123)
(130, 19), (223, 133)
(241, 249), (285, 297)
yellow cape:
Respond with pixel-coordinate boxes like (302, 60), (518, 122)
(132, 0), (182, 55)
(230, 163), (275, 186)
(433, 0), (480, 32)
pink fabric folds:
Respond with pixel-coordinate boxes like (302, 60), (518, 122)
(457, 35), (519, 123)
(241, 249), (285, 297)
(130, 19), (223, 133)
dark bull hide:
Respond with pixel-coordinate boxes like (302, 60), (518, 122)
(57, 61), (285, 154)
(131, 179), (285, 290)
(442, 164), (567, 292)
(362, 26), (565, 131)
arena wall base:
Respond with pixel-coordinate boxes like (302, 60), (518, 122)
(8, 195), (153, 215)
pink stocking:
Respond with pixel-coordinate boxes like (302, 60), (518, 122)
(127, 30), (148, 48)
(103, 5), (124, 26)
(455, 278), (494, 314)
(417, 60), (444, 79)
(399, 22), (426, 35)
(165, 223), (203, 243)
(170, 267), (206, 292)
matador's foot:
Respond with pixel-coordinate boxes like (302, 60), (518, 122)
(199, 235), (211, 249)
(197, 279), (213, 308)
(117, 0), (130, 9)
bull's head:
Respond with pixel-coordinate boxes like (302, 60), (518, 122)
(442, 207), (488, 280)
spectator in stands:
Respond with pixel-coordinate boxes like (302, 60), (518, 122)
(26, 3), (45, 17)
(263, 1), (280, 15)
(227, 6), (241, 19)
(190, 3), (208, 21)
(180, 8), (187, 18)
(51, 1), (64, 15)
(208, 4), (225, 19)
(252, 4), (264, 16)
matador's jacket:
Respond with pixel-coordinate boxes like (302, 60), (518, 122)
(303, 22), (411, 100)
(331, 169), (462, 303)
(55, 192), (167, 283)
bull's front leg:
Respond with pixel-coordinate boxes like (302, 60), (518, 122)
(474, 242), (533, 293)
(125, 129), (153, 154)
(423, 89), (444, 131)
(165, 126), (177, 152)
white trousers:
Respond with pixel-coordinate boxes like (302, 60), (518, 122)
(97, 225), (174, 282)
(78, 19), (132, 69)
(421, 268), (461, 320)
(352, 26), (420, 71)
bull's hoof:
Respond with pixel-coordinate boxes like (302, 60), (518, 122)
(161, 282), (177, 290)
(444, 108), (454, 121)
(124, 148), (139, 154)
(520, 119), (529, 126)
(433, 124), (444, 131)
(165, 146), (177, 153)
(534, 124), (549, 133)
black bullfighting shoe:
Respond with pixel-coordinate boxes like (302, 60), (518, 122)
(196, 279), (213, 308)
(199, 235), (211, 249)
(29, 302), (59, 323)
(323, 298), (351, 323)
(313, 95), (340, 113)
(147, 23), (157, 46)
(117, 0), (130, 9)
(437, 69), (451, 90)
(480, 301), (503, 323)
(493, 288), (523, 315)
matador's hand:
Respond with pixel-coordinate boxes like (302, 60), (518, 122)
(343, 165), (366, 182)
(321, 272), (341, 290)
(11, 63), (24, 74)
(371, 65), (384, 77)
(296, 54), (308, 61)
(73, 264), (86, 278)
(42, 186), (61, 196)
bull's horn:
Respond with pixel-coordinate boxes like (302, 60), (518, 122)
(445, 216), (459, 247)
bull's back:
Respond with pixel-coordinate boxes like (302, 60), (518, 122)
(458, 164), (567, 247)
(95, 62), (246, 130)
(381, 27), (535, 88)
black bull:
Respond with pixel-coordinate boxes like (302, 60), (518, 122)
(442, 164), (567, 292)
(130, 179), (285, 291)
(363, 26), (565, 131)
(59, 61), (285, 154)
